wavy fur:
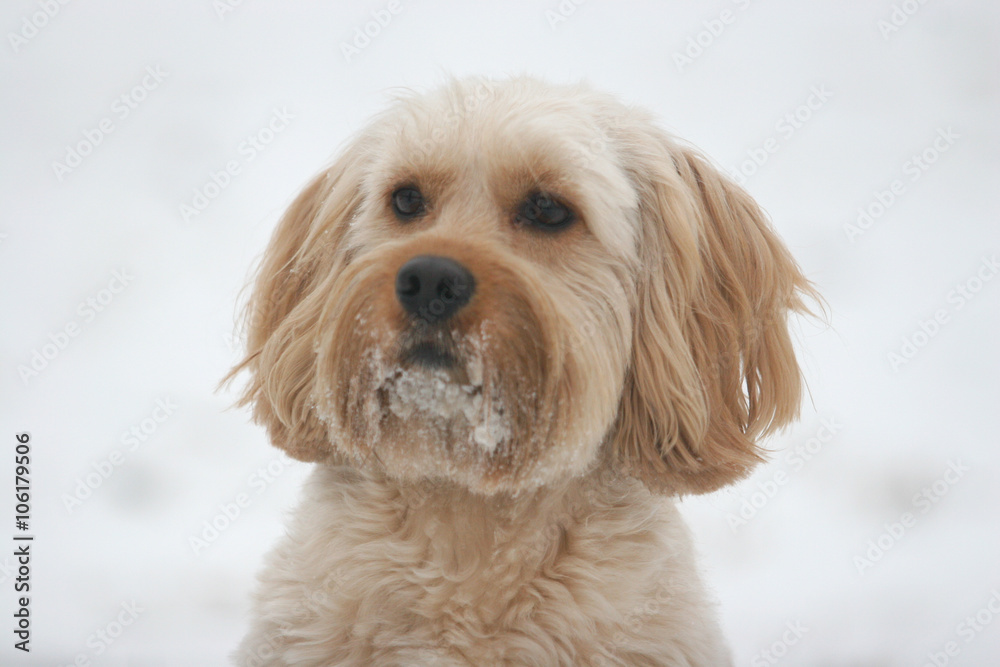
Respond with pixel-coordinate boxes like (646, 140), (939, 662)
(227, 76), (815, 666)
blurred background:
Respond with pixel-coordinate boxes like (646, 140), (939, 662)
(2, 1), (998, 664)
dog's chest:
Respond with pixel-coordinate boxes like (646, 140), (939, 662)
(244, 467), (728, 665)
(327, 509), (653, 664)
(268, 470), (718, 665)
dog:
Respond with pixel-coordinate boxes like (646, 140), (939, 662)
(228, 76), (815, 666)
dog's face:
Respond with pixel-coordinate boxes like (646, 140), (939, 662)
(231, 77), (813, 495)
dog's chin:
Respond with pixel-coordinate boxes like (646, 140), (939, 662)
(379, 340), (511, 458)
(313, 330), (513, 491)
(319, 326), (581, 494)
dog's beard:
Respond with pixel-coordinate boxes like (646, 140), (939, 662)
(307, 245), (628, 493)
(371, 326), (511, 456)
(326, 327), (549, 491)
(311, 262), (561, 491)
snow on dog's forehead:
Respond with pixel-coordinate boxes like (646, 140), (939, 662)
(363, 77), (641, 260)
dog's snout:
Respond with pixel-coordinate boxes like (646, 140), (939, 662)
(395, 255), (475, 323)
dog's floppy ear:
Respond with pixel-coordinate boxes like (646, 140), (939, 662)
(612, 130), (815, 494)
(224, 147), (365, 462)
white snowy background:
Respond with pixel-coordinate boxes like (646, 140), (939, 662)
(2, 0), (998, 665)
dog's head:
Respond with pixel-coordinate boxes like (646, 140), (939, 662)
(229, 77), (814, 495)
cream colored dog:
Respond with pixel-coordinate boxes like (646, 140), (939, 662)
(229, 77), (814, 666)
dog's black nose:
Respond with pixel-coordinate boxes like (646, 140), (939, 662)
(395, 255), (475, 324)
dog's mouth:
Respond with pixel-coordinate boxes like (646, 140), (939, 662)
(372, 329), (507, 453)
(400, 339), (457, 370)
(396, 326), (468, 376)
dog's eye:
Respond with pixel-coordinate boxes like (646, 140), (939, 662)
(515, 192), (574, 231)
(391, 187), (426, 219)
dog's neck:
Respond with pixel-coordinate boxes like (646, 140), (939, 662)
(314, 462), (659, 593)
(387, 469), (597, 559)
